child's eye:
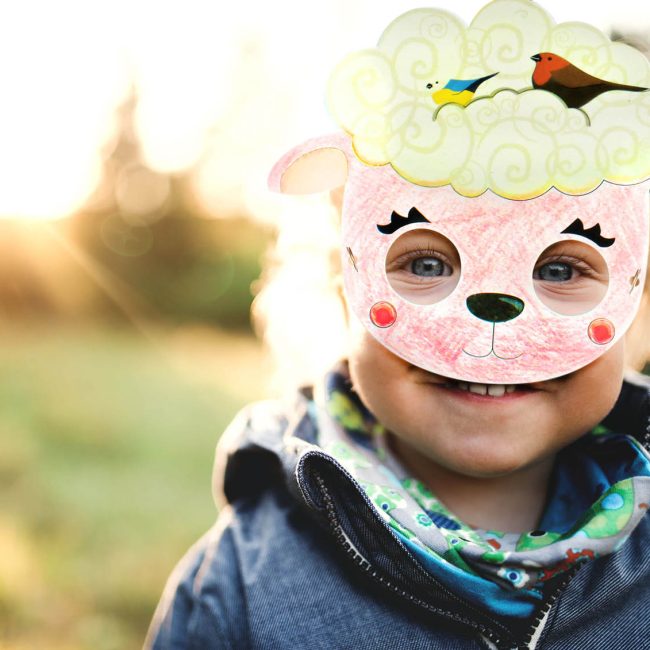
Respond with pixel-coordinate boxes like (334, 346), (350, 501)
(385, 229), (461, 305)
(411, 256), (450, 277)
(534, 261), (573, 282)
(532, 242), (609, 316)
(533, 257), (592, 283)
(400, 252), (453, 278)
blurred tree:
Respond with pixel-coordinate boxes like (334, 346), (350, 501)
(0, 86), (272, 331)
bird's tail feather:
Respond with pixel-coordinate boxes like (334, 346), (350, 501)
(615, 84), (649, 93)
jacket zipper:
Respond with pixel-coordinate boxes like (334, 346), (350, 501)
(519, 562), (583, 650)
(313, 472), (584, 650)
(313, 473), (507, 648)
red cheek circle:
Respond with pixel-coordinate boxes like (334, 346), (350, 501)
(588, 318), (615, 345)
(370, 301), (397, 328)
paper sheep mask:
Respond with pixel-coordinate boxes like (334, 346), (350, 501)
(269, 0), (650, 384)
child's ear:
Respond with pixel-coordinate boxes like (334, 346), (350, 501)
(268, 133), (351, 195)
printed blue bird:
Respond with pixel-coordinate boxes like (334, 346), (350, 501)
(428, 72), (498, 107)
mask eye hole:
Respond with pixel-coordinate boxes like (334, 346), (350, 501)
(385, 228), (461, 305)
(532, 240), (609, 316)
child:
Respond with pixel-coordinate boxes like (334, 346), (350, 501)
(146, 2), (650, 648)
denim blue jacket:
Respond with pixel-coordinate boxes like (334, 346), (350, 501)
(145, 372), (650, 650)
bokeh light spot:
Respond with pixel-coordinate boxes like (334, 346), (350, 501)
(100, 215), (153, 257)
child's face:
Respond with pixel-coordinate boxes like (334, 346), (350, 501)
(347, 321), (625, 478)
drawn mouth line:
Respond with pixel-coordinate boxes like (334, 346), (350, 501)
(462, 322), (524, 361)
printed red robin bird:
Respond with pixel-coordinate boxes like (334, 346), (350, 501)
(531, 52), (649, 109)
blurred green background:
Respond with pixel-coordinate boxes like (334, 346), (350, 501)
(0, 325), (270, 650)
(0, 96), (274, 648)
(0, 28), (277, 648)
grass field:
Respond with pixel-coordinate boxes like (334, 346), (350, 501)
(0, 324), (271, 650)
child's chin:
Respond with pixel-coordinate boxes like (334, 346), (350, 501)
(440, 439), (548, 478)
(451, 460), (536, 479)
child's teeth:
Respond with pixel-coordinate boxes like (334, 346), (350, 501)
(468, 383), (487, 395)
(454, 382), (516, 396)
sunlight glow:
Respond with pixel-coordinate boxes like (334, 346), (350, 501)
(0, 0), (643, 221)
(0, 1), (128, 220)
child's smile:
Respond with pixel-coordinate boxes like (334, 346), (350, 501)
(402, 363), (558, 420)
(347, 325), (625, 480)
(419, 372), (543, 399)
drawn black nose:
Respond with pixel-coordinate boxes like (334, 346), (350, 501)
(466, 293), (525, 323)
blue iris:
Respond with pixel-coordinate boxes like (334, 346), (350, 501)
(411, 257), (445, 277)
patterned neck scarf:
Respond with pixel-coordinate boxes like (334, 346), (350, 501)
(310, 362), (650, 618)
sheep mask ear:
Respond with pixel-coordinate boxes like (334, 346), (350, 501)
(268, 133), (351, 195)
